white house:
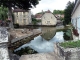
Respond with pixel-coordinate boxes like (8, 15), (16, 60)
(13, 9), (32, 25)
(41, 10), (57, 26)
(71, 0), (80, 40)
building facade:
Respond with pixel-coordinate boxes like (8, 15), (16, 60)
(71, 0), (80, 40)
(41, 10), (57, 25)
(13, 9), (32, 25)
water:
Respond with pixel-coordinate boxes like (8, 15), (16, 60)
(15, 31), (64, 53)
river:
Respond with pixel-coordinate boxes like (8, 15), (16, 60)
(15, 27), (64, 53)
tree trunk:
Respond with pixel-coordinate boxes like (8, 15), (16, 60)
(8, 6), (14, 29)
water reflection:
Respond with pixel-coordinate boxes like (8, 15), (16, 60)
(41, 27), (56, 40)
(15, 31), (64, 53)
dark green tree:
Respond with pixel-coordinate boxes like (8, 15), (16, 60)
(0, 0), (40, 28)
(64, 1), (75, 25)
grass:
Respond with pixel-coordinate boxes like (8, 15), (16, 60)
(60, 40), (80, 48)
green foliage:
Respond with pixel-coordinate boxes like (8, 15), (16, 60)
(0, 0), (40, 9)
(32, 18), (41, 25)
(53, 10), (64, 15)
(64, 1), (75, 25)
(32, 18), (37, 25)
(63, 29), (73, 40)
(14, 47), (38, 56)
(60, 40), (80, 48)
(0, 5), (8, 20)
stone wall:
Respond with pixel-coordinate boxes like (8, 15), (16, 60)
(0, 27), (10, 60)
(57, 44), (80, 60)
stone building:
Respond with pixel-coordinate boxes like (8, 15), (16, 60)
(41, 10), (57, 25)
(71, 0), (80, 40)
(13, 9), (32, 25)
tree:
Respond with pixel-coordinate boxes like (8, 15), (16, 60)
(0, 0), (40, 28)
(64, 1), (75, 25)
(53, 10), (64, 15)
(0, 5), (8, 20)
(53, 10), (64, 21)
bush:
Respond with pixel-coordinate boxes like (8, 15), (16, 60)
(63, 33), (70, 40)
(32, 21), (37, 25)
(14, 23), (19, 28)
(63, 29), (73, 40)
(32, 18), (41, 25)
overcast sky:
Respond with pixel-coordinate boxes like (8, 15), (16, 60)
(31, 0), (75, 14)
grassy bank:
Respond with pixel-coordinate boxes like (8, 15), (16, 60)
(60, 40), (80, 48)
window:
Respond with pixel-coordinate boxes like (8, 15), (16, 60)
(47, 21), (50, 24)
(23, 12), (25, 14)
(23, 19), (26, 25)
(16, 12), (18, 15)
(16, 12), (18, 17)
(77, 17), (80, 29)
(23, 15), (25, 17)
(23, 12), (26, 17)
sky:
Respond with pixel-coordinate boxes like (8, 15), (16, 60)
(31, 0), (75, 14)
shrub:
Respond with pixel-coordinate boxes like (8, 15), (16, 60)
(14, 46), (38, 56)
(14, 23), (19, 28)
(63, 32), (71, 40)
(63, 29), (73, 40)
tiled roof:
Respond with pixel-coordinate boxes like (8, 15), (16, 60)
(13, 9), (28, 12)
(35, 14), (43, 18)
(35, 10), (52, 18)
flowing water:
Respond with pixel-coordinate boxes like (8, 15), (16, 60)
(15, 27), (64, 53)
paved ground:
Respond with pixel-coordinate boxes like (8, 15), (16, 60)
(9, 29), (33, 38)
(19, 52), (64, 60)
(9, 29), (41, 43)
